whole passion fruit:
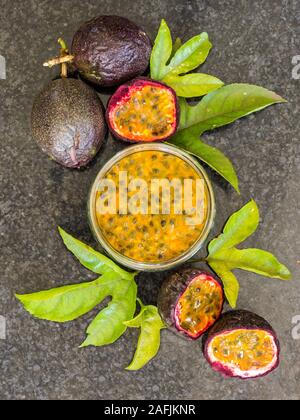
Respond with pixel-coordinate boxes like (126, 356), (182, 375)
(107, 77), (180, 143)
(203, 310), (280, 380)
(32, 78), (106, 168)
(158, 268), (224, 340)
(71, 16), (152, 87)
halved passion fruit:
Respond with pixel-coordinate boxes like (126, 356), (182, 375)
(158, 269), (224, 340)
(106, 77), (179, 143)
(204, 310), (280, 380)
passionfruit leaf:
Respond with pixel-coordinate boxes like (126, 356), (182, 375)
(150, 20), (213, 90)
(58, 227), (135, 281)
(162, 33), (212, 79)
(207, 200), (291, 308)
(150, 19), (173, 81)
(177, 84), (286, 135)
(80, 278), (137, 348)
(169, 132), (239, 192)
(15, 272), (121, 323)
(163, 73), (224, 98)
(124, 304), (165, 371)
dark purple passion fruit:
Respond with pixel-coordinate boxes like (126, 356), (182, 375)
(71, 16), (152, 87)
(203, 310), (280, 380)
(158, 268), (224, 340)
(106, 77), (180, 143)
(32, 78), (106, 168)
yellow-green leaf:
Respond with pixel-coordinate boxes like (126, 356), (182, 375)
(15, 271), (120, 323)
(207, 200), (291, 308)
(178, 84), (286, 135)
(169, 133), (239, 193)
(80, 277), (137, 347)
(163, 73), (223, 98)
(125, 305), (165, 371)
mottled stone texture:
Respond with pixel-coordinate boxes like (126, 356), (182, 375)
(0, 0), (299, 400)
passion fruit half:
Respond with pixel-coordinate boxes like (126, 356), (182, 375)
(203, 310), (280, 380)
(158, 268), (224, 340)
(106, 77), (180, 143)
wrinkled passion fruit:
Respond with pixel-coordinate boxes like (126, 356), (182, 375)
(32, 78), (106, 168)
(204, 310), (280, 380)
(71, 16), (152, 87)
(158, 268), (224, 340)
(106, 77), (180, 143)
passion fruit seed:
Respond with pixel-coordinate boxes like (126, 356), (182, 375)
(107, 77), (179, 143)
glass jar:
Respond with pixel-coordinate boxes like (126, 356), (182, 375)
(88, 143), (216, 272)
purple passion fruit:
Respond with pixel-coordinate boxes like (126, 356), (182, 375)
(204, 310), (280, 380)
(158, 269), (224, 339)
(71, 16), (152, 87)
(32, 78), (106, 168)
(106, 78), (180, 143)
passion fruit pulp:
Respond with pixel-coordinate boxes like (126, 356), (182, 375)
(71, 16), (152, 87)
(158, 269), (224, 340)
(106, 77), (180, 143)
(203, 310), (280, 380)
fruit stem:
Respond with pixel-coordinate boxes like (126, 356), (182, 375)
(43, 55), (74, 68)
(43, 38), (74, 78)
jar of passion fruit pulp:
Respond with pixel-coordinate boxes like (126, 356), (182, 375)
(88, 143), (216, 272)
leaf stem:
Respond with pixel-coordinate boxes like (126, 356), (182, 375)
(136, 298), (144, 309)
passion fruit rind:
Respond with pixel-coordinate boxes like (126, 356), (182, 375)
(71, 16), (152, 87)
(32, 78), (107, 168)
(158, 268), (224, 341)
(106, 77), (180, 143)
(203, 310), (280, 380)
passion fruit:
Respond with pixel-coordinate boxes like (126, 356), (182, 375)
(158, 268), (224, 340)
(71, 16), (152, 87)
(32, 78), (106, 168)
(106, 77), (180, 143)
(203, 310), (280, 380)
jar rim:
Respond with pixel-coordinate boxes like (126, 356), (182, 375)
(88, 143), (216, 272)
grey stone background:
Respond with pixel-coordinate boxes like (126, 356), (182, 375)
(0, 0), (299, 400)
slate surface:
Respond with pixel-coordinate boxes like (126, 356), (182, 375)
(0, 0), (299, 400)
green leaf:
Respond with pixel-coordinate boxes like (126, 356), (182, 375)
(169, 132), (239, 192)
(222, 248), (292, 280)
(124, 305), (165, 371)
(15, 271), (120, 323)
(207, 200), (291, 308)
(150, 20), (212, 82)
(58, 227), (134, 281)
(150, 19), (173, 80)
(178, 84), (287, 136)
(80, 277), (137, 347)
(164, 73), (224, 98)
(208, 200), (260, 254)
(161, 33), (212, 79)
